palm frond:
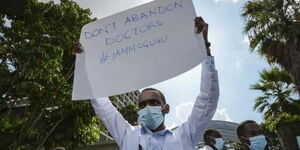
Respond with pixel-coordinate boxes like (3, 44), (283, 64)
(251, 67), (298, 118)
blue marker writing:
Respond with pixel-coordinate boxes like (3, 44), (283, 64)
(85, 22), (116, 40)
(99, 52), (110, 64)
(124, 0), (182, 25)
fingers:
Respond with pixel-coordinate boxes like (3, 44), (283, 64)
(194, 16), (207, 34)
(72, 42), (83, 54)
(194, 16), (205, 24)
(202, 23), (208, 33)
(196, 23), (208, 34)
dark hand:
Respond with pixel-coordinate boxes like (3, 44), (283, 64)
(72, 42), (83, 54)
(194, 16), (211, 56)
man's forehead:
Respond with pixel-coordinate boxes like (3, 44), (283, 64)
(139, 90), (162, 101)
(211, 131), (222, 137)
(244, 122), (260, 132)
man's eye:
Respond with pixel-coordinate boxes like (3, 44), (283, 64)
(150, 101), (158, 105)
(139, 104), (145, 109)
(251, 131), (256, 136)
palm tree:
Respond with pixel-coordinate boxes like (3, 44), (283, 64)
(251, 67), (300, 150)
(242, 0), (300, 94)
(251, 67), (298, 118)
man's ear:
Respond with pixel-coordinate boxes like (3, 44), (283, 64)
(162, 104), (170, 114)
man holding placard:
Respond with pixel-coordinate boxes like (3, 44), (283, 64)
(74, 16), (219, 150)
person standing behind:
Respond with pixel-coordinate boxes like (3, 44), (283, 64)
(236, 120), (269, 150)
(202, 129), (224, 150)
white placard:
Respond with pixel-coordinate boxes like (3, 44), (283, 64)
(72, 0), (207, 100)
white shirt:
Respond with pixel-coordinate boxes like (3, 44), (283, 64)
(202, 145), (214, 150)
(91, 56), (219, 150)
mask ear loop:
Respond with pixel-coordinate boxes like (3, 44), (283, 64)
(161, 104), (167, 116)
(162, 104), (166, 110)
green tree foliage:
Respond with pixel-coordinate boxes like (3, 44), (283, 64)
(251, 67), (300, 149)
(264, 112), (300, 150)
(251, 67), (299, 118)
(119, 104), (138, 125)
(0, 0), (105, 149)
(223, 141), (243, 150)
(242, 0), (300, 94)
(260, 122), (282, 149)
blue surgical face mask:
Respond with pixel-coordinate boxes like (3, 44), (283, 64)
(213, 138), (224, 150)
(138, 106), (164, 130)
(248, 135), (267, 150)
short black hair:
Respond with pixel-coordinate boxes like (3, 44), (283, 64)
(140, 88), (166, 104)
(203, 129), (219, 144)
(236, 120), (256, 137)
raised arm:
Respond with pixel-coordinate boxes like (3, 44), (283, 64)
(91, 98), (135, 147)
(175, 17), (219, 147)
(72, 44), (135, 147)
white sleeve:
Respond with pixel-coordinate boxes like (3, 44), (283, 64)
(176, 56), (219, 147)
(90, 97), (134, 147)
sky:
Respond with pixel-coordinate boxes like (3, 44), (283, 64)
(42, 0), (270, 128)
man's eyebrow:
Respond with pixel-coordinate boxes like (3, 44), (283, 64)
(249, 130), (257, 134)
(149, 99), (160, 101)
(140, 98), (160, 101)
(138, 101), (145, 104)
(148, 99), (163, 104)
(138, 99), (162, 104)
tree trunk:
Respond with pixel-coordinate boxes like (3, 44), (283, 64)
(286, 35), (300, 96)
(37, 116), (66, 150)
(276, 122), (300, 150)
